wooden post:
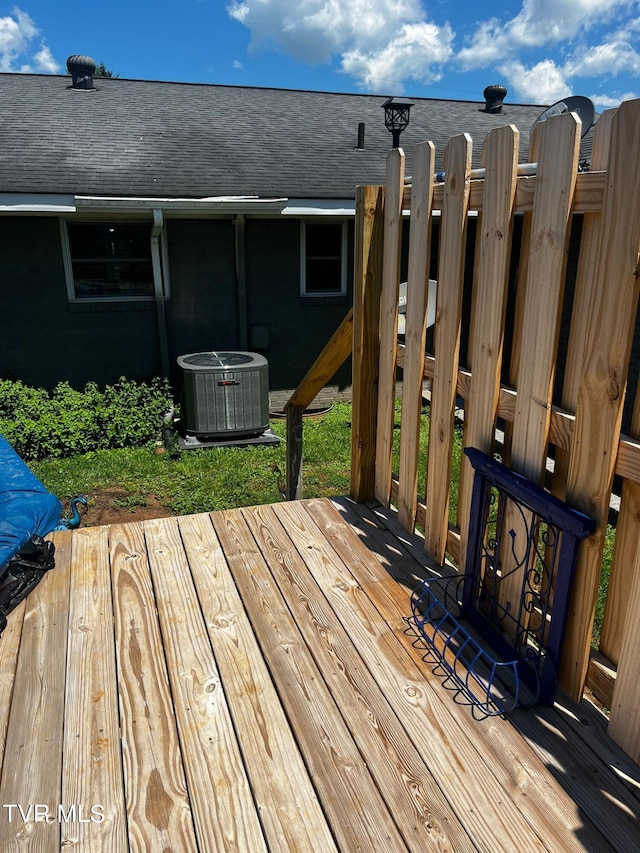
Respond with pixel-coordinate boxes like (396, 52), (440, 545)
(397, 142), (435, 531)
(286, 405), (304, 501)
(284, 308), (354, 501)
(424, 133), (471, 563)
(375, 148), (405, 506)
(561, 99), (640, 700)
(351, 185), (385, 503)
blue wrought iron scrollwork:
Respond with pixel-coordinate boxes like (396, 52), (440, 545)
(409, 448), (595, 716)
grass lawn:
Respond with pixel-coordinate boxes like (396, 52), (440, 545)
(31, 402), (356, 518)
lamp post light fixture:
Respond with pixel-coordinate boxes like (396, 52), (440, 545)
(382, 97), (415, 148)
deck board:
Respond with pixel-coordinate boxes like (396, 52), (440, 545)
(0, 498), (638, 852)
(110, 521), (197, 852)
(0, 529), (71, 852)
(330, 497), (640, 851)
(62, 525), (127, 851)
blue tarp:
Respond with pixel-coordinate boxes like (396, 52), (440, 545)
(0, 435), (62, 568)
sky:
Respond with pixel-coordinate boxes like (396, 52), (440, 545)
(0, 1), (638, 110)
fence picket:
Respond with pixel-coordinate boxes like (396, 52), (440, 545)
(457, 125), (519, 570)
(509, 111), (581, 480)
(609, 512), (640, 761)
(502, 122), (542, 469)
(553, 110), (614, 502)
(397, 142), (435, 530)
(375, 149), (405, 506)
(494, 115), (580, 620)
(602, 381), (640, 667)
(562, 99), (640, 701)
(424, 134), (472, 563)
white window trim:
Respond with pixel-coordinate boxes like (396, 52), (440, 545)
(300, 220), (348, 297)
(60, 218), (169, 303)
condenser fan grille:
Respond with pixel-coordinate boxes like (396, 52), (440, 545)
(181, 352), (254, 368)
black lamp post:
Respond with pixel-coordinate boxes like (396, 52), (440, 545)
(382, 97), (414, 148)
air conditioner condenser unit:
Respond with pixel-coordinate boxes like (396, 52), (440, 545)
(177, 351), (271, 439)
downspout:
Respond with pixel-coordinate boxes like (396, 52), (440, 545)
(151, 209), (170, 377)
(234, 213), (249, 350)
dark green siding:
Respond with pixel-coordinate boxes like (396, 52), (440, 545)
(0, 215), (354, 396)
(0, 217), (159, 389)
(244, 219), (352, 391)
(165, 218), (237, 384)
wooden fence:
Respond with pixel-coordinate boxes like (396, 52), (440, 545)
(286, 99), (640, 762)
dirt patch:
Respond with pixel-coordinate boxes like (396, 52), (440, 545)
(76, 487), (174, 527)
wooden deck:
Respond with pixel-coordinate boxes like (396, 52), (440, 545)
(0, 497), (638, 852)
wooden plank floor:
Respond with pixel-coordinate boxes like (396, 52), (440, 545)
(0, 497), (638, 851)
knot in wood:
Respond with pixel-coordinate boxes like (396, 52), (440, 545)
(608, 375), (621, 402)
(405, 684), (422, 700)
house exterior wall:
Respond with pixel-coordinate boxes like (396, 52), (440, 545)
(244, 218), (353, 392)
(164, 218), (237, 383)
(0, 217), (160, 389)
(0, 215), (354, 398)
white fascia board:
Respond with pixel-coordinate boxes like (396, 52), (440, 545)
(0, 193), (76, 213)
(281, 199), (356, 217)
(74, 195), (288, 213)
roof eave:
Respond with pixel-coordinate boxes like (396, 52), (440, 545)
(0, 193), (290, 215)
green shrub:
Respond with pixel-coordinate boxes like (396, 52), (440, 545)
(0, 377), (173, 461)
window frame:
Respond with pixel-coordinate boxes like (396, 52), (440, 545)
(61, 218), (169, 303)
(300, 220), (348, 298)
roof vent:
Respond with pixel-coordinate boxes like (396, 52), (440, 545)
(67, 54), (96, 90)
(483, 84), (507, 114)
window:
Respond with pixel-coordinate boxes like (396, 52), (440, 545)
(301, 221), (347, 296)
(63, 221), (158, 301)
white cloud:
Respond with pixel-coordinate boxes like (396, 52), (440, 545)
(227, 0), (453, 88)
(0, 7), (60, 73)
(564, 27), (640, 78)
(0, 7), (36, 70)
(33, 44), (59, 74)
(458, 0), (634, 70)
(456, 2), (640, 107)
(591, 91), (638, 109)
(228, 0), (426, 56)
(506, 0), (629, 45)
(500, 58), (570, 103)
(341, 21), (454, 91)
(227, 0), (639, 104)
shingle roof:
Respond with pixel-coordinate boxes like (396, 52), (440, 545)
(0, 72), (580, 200)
